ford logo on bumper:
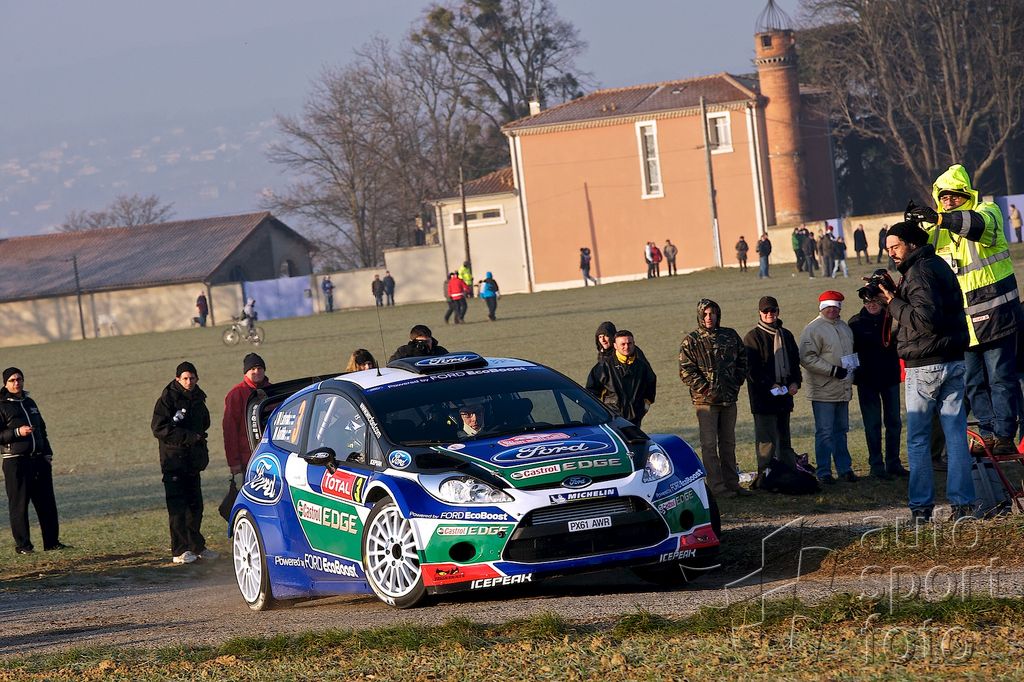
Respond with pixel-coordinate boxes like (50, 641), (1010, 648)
(562, 475), (592, 489)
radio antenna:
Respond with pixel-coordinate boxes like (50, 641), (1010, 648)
(374, 300), (386, 376)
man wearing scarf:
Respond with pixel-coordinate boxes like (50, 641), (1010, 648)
(742, 296), (803, 485)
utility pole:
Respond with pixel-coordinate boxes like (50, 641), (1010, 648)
(69, 255), (87, 340)
(700, 96), (723, 268)
(458, 165), (472, 270)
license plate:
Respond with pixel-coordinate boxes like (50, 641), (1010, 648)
(568, 516), (612, 532)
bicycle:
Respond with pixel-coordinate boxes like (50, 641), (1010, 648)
(222, 316), (265, 346)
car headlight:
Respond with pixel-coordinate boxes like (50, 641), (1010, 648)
(437, 476), (513, 504)
(642, 445), (673, 483)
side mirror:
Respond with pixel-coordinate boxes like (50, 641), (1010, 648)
(302, 447), (338, 473)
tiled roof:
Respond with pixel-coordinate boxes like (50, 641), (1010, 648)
(0, 211), (293, 302)
(503, 73), (759, 132)
(464, 167), (515, 196)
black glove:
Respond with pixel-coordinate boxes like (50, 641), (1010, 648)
(906, 203), (938, 225)
(830, 366), (848, 379)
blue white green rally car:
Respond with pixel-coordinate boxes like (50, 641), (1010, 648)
(229, 353), (720, 609)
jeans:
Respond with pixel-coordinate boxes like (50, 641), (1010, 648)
(483, 296), (497, 320)
(758, 255), (769, 278)
(581, 267), (597, 286)
(904, 361), (974, 511)
(667, 258), (677, 276)
(811, 400), (852, 477)
(695, 403), (739, 494)
(964, 334), (1018, 438)
(857, 383), (903, 473)
(832, 259), (848, 277)
(1018, 374), (1024, 443)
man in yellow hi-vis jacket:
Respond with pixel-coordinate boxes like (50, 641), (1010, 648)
(907, 164), (1021, 455)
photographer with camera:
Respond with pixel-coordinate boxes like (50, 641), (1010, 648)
(906, 164), (1021, 456)
(877, 221), (975, 522)
(389, 324), (449, 362)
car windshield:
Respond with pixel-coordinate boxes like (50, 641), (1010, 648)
(362, 365), (611, 445)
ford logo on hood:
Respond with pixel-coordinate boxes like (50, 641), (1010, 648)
(562, 475), (592, 489)
(492, 439), (613, 462)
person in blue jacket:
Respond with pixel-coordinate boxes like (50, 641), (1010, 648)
(478, 272), (500, 321)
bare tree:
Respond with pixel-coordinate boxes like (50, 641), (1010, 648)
(412, 0), (589, 127)
(58, 193), (175, 232)
(800, 0), (1024, 196)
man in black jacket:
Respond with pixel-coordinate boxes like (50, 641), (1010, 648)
(849, 294), (908, 479)
(389, 325), (450, 362)
(1, 367), (66, 554)
(586, 330), (657, 427)
(879, 222), (974, 522)
(151, 361), (213, 564)
(742, 297), (802, 484)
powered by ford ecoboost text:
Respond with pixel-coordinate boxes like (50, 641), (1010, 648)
(229, 353), (720, 609)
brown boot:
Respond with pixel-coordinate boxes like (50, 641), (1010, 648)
(992, 436), (1019, 456)
(970, 436), (995, 456)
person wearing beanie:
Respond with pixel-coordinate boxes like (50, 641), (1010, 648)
(222, 353), (271, 476)
(0, 367), (66, 554)
(879, 220), (974, 522)
(679, 299), (749, 497)
(594, 321), (617, 359)
(907, 164), (1020, 457)
(799, 291), (857, 485)
(151, 361), (212, 564)
(742, 296), (803, 483)
(478, 271), (500, 321)
(586, 330), (657, 428)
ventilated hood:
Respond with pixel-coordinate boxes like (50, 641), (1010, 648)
(932, 164), (979, 212)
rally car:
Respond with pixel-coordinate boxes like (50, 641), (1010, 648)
(229, 352), (721, 610)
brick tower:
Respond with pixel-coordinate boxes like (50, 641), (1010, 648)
(754, 1), (808, 224)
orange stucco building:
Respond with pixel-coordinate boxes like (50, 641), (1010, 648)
(502, 27), (836, 290)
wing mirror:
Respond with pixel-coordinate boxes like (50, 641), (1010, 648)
(302, 447), (338, 473)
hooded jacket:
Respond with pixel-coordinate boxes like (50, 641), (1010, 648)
(0, 388), (53, 459)
(152, 379), (210, 475)
(799, 312), (855, 402)
(679, 300), (747, 406)
(927, 164), (1019, 346)
(594, 321), (617, 359)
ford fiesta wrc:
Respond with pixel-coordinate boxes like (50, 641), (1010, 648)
(229, 352), (721, 609)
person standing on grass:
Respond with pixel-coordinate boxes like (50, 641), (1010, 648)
(735, 236), (749, 272)
(853, 224), (869, 264)
(586, 330), (657, 428)
(650, 243), (663, 277)
(371, 275), (385, 307)
(679, 299), (750, 497)
(580, 247), (598, 286)
(321, 276), (335, 313)
(664, 239), (678, 276)
(1, 367), (66, 555)
(756, 233), (772, 278)
(478, 271), (500, 321)
(877, 225), (888, 264)
(222, 353), (271, 476)
(832, 237), (849, 277)
(793, 227), (806, 273)
(195, 291), (209, 327)
(152, 362), (216, 565)
(800, 291), (857, 485)
(383, 271), (396, 306)
(803, 231), (818, 278)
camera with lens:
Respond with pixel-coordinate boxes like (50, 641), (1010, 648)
(857, 269), (895, 301)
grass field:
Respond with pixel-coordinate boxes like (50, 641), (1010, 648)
(0, 248), (1020, 578)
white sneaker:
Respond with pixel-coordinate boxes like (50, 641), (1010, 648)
(198, 548), (219, 560)
(172, 551), (198, 564)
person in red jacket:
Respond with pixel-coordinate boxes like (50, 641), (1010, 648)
(445, 272), (470, 324)
(222, 353), (271, 475)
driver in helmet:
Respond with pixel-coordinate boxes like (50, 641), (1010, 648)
(456, 404), (486, 439)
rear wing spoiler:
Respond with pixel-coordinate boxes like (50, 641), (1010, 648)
(245, 374), (339, 451)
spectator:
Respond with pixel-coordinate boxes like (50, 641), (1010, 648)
(241, 298), (257, 333)
(1011, 204), (1022, 244)
(586, 330), (657, 427)
(848, 292), (907, 479)
(444, 272), (469, 324)
(679, 299), (749, 497)
(792, 227), (806, 273)
(743, 297), (802, 484)
(832, 237), (849, 278)
(580, 247), (598, 286)
(222, 353), (271, 476)
(735, 236), (749, 273)
(458, 261), (474, 298)
(151, 361), (214, 564)
(478, 271), (500, 321)
(195, 291), (209, 327)
(907, 164), (1021, 456)
(802, 231), (818, 279)
(390, 325), (449, 362)
(321, 276), (335, 313)
(413, 217), (426, 246)
(756, 233), (772, 278)
(371, 275), (385, 307)
(820, 226), (835, 279)
(595, 321), (617, 360)
(644, 241), (655, 279)
(383, 271), (396, 306)
(345, 349), (378, 372)
(800, 291), (857, 484)
(879, 221), (974, 522)
(664, 239), (678, 276)
(1, 367), (66, 554)
(853, 224), (869, 264)
(650, 243), (663, 277)
(877, 226), (888, 265)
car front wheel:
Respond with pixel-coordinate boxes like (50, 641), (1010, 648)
(232, 509), (277, 611)
(362, 498), (426, 608)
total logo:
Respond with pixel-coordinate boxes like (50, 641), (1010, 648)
(296, 499), (359, 534)
(435, 525), (508, 537)
(304, 553), (359, 577)
(415, 354), (481, 366)
(494, 439), (611, 462)
(242, 454), (284, 505)
(470, 573), (533, 589)
(321, 470), (365, 503)
(659, 549), (697, 562)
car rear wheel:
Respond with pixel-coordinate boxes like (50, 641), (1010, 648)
(362, 498), (425, 608)
(233, 510), (277, 611)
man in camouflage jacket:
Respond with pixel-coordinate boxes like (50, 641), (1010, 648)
(679, 299), (749, 497)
